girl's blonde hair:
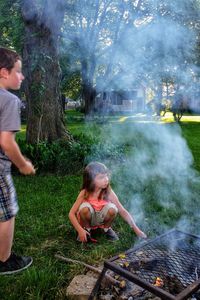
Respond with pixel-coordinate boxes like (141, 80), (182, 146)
(82, 161), (110, 199)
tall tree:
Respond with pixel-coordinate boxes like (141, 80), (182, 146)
(21, 0), (71, 143)
(62, 0), (200, 114)
(0, 0), (23, 51)
(62, 0), (141, 114)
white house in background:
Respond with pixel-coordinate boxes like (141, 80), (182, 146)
(65, 98), (81, 110)
(95, 86), (146, 113)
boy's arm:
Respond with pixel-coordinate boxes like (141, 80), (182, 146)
(108, 189), (147, 238)
(0, 131), (35, 175)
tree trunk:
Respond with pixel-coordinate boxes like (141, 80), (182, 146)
(21, 0), (72, 143)
(81, 56), (97, 115)
(82, 82), (96, 115)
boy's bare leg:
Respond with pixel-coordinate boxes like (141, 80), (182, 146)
(0, 217), (15, 262)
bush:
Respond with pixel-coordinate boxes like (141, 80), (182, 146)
(17, 139), (85, 175)
(17, 135), (126, 175)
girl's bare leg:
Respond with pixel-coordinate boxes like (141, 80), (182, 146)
(79, 207), (91, 228)
(104, 208), (117, 228)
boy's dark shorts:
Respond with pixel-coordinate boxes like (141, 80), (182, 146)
(0, 174), (18, 222)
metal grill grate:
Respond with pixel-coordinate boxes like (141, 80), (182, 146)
(113, 230), (200, 288)
(89, 229), (200, 300)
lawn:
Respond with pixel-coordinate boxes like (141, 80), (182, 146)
(1, 111), (200, 300)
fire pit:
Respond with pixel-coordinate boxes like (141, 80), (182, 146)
(89, 229), (200, 300)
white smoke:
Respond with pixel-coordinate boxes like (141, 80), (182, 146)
(87, 119), (200, 236)
(22, 0), (200, 235)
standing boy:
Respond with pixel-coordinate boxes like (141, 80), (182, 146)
(0, 47), (35, 275)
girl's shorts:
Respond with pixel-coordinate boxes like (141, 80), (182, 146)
(78, 202), (118, 227)
(0, 174), (18, 222)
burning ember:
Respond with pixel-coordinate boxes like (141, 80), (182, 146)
(89, 229), (200, 300)
(154, 277), (164, 287)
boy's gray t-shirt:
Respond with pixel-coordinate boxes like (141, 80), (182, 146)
(0, 89), (21, 174)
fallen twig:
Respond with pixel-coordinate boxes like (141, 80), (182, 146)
(55, 254), (119, 286)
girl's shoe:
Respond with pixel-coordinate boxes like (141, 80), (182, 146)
(104, 228), (119, 241)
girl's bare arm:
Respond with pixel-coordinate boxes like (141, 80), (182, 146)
(68, 190), (85, 232)
(68, 190), (90, 242)
(108, 189), (147, 238)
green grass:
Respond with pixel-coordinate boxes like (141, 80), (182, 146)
(1, 110), (200, 299)
(66, 110), (200, 171)
(180, 122), (200, 171)
(0, 176), (139, 299)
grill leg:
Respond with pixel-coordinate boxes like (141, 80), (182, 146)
(88, 267), (107, 300)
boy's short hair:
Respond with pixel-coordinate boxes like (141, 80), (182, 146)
(0, 47), (21, 72)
